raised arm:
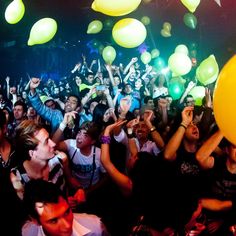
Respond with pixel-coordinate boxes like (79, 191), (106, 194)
(101, 120), (133, 196)
(144, 109), (165, 149)
(164, 106), (193, 161)
(196, 130), (223, 169)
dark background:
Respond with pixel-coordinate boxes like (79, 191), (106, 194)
(0, 0), (236, 81)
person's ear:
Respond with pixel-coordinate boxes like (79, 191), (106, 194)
(29, 150), (34, 159)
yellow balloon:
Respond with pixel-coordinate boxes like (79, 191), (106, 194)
(87, 20), (103, 34)
(28, 18), (57, 46)
(92, 0), (141, 16)
(5, 0), (25, 24)
(161, 29), (171, 37)
(181, 0), (201, 13)
(102, 46), (116, 65)
(213, 55), (236, 145)
(175, 44), (189, 55)
(168, 52), (192, 76)
(141, 16), (150, 26)
(112, 18), (147, 48)
(163, 22), (171, 31)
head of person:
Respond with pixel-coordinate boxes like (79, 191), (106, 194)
(134, 78), (143, 90)
(64, 95), (81, 113)
(75, 74), (84, 87)
(184, 95), (195, 107)
(76, 122), (100, 149)
(220, 138), (236, 163)
(2, 105), (12, 124)
(13, 100), (27, 121)
(114, 76), (121, 87)
(27, 106), (37, 119)
(92, 103), (110, 125)
(143, 96), (154, 110)
(88, 101), (98, 115)
(15, 120), (55, 161)
(133, 119), (150, 142)
(123, 83), (133, 95)
(85, 72), (95, 85)
(43, 97), (56, 110)
(23, 179), (73, 236)
(184, 122), (199, 142)
(21, 91), (28, 100)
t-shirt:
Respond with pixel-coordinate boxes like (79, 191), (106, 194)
(65, 140), (106, 189)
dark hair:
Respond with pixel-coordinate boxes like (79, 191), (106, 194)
(23, 179), (65, 221)
(79, 121), (101, 141)
(92, 103), (109, 123)
(143, 96), (153, 104)
(68, 94), (81, 108)
(0, 109), (6, 129)
(14, 100), (27, 113)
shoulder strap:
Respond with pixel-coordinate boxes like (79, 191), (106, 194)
(88, 146), (96, 188)
(71, 149), (77, 162)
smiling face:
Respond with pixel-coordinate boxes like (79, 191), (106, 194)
(76, 129), (94, 149)
(37, 196), (73, 236)
(134, 121), (149, 141)
(64, 96), (79, 112)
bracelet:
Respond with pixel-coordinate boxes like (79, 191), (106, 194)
(150, 127), (156, 133)
(100, 135), (111, 144)
(59, 122), (67, 131)
(127, 128), (133, 135)
(127, 133), (135, 139)
(180, 123), (187, 129)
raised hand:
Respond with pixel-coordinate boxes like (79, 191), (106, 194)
(181, 106), (194, 127)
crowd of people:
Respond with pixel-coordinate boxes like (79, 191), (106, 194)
(0, 55), (236, 236)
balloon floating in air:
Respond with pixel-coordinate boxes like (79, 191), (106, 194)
(91, 0), (141, 16)
(5, 0), (25, 24)
(112, 18), (147, 48)
(28, 18), (57, 46)
(87, 20), (103, 34)
(181, 0), (201, 13)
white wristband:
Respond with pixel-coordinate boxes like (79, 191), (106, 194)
(59, 122), (67, 131)
(127, 128), (133, 135)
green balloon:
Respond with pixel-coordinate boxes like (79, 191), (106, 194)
(104, 19), (114, 29)
(189, 86), (205, 106)
(5, 0), (25, 24)
(28, 18), (57, 46)
(168, 81), (185, 100)
(151, 49), (160, 58)
(87, 20), (103, 34)
(141, 51), (151, 64)
(196, 55), (219, 85)
(141, 16), (151, 26)
(102, 46), (116, 64)
(183, 13), (197, 29)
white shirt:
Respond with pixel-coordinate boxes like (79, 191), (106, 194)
(22, 213), (108, 236)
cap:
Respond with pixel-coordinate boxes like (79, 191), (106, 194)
(40, 95), (54, 104)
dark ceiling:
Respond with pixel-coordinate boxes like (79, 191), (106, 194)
(0, 0), (236, 77)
